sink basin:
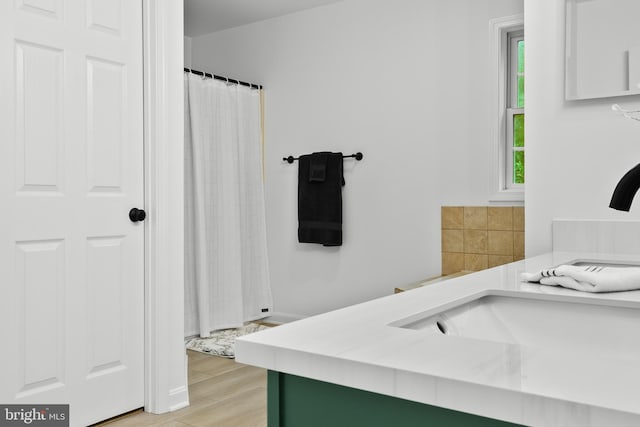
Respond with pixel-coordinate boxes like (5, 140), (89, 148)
(390, 291), (640, 360)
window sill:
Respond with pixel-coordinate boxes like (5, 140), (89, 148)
(489, 188), (524, 204)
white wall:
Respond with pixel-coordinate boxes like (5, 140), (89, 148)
(525, 0), (640, 256)
(184, 36), (192, 67)
(190, 0), (524, 317)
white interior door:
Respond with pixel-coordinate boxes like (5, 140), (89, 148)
(0, 1), (144, 425)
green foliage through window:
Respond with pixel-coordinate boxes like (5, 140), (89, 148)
(513, 114), (524, 184)
(513, 114), (524, 148)
(514, 152), (524, 184)
(517, 41), (524, 108)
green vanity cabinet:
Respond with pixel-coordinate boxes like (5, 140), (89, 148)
(267, 371), (523, 427)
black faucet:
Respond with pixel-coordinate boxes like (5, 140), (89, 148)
(610, 163), (640, 211)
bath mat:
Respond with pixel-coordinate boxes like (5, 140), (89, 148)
(185, 322), (270, 358)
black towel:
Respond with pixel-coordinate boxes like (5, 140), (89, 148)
(298, 152), (344, 246)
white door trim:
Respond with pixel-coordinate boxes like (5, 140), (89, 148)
(143, 0), (188, 414)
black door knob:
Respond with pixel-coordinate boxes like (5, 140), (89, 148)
(129, 208), (146, 222)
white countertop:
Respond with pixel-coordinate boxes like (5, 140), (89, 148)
(236, 252), (640, 427)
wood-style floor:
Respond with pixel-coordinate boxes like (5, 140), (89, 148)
(98, 350), (267, 427)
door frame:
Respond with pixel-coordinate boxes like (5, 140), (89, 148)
(142, 0), (188, 414)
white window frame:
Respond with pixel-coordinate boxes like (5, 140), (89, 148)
(489, 15), (524, 203)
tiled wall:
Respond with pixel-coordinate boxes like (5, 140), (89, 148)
(441, 207), (524, 275)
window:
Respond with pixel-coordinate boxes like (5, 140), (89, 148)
(507, 32), (524, 188)
(489, 15), (524, 202)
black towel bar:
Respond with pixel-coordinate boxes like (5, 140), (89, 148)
(283, 152), (363, 164)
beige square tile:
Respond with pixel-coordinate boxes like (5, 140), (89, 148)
(488, 207), (513, 231)
(442, 229), (463, 253)
(513, 207), (525, 231)
(463, 207), (487, 230)
(463, 229), (487, 254)
(442, 207), (463, 229)
(464, 254), (488, 272)
(442, 252), (464, 275)
(514, 231), (525, 259)
(488, 230), (514, 255)
(488, 255), (514, 268)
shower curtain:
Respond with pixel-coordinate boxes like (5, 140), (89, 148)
(184, 72), (273, 338)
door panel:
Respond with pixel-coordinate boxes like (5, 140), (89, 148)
(15, 239), (66, 397)
(87, 0), (122, 36)
(17, 0), (63, 20)
(0, 1), (144, 425)
(87, 57), (125, 193)
(86, 235), (125, 374)
(15, 40), (65, 193)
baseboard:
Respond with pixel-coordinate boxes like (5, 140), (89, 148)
(263, 312), (306, 324)
(168, 352), (190, 412)
(168, 385), (189, 412)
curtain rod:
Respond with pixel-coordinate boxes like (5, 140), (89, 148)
(184, 68), (262, 90)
